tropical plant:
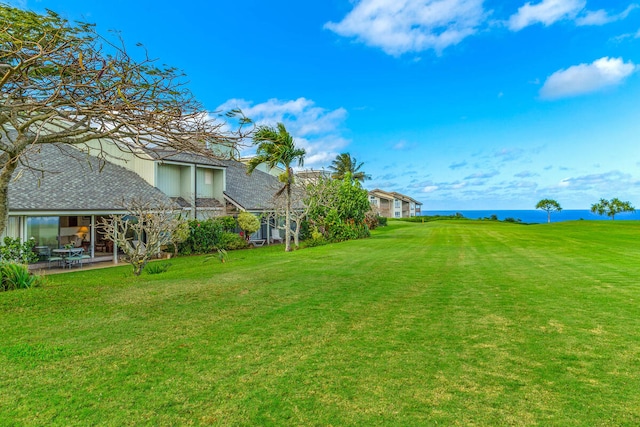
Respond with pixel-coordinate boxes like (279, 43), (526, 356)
(590, 198), (635, 220)
(536, 199), (562, 223)
(247, 123), (306, 252)
(328, 153), (371, 182)
(145, 262), (172, 275)
(0, 261), (44, 291)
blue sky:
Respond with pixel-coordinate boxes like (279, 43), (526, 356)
(8, 0), (640, 209)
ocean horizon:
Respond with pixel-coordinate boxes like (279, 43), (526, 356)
(421, 209), (640, 224)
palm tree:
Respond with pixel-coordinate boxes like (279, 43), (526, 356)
(328, 153), (371, 182)
(247, 123), (305, 252)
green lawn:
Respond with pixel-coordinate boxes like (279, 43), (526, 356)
(2, 220), (640, 426)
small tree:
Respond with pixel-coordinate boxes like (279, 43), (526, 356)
(247, 123), (305, 252)
(590, 198), (635, 220)
(237, 211), (260, 241)
(536, 199), (562, 223)
(99, 199), (182, 275)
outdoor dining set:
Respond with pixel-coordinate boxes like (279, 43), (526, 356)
(35, 246), (91, 269)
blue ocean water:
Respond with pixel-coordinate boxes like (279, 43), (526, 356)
(421, 209), (640, 224)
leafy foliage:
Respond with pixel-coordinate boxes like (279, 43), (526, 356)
(178, 219), (247, 255)
(216, 216), (238, 232)
(237, 212), (260, 238)
(306, 175), (371, 242)
(145, 262), (172, 275)
(590, 198), (635, 220)
(247, 123), (305, 252)
(217, 232), (249, 251)
(536, 199), (562, 223)
(0, 261), (44, 291)
(328, 153), (371, 182)
(0, 237), (38, 264)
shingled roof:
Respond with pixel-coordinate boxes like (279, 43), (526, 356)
(9, 144), (173, 212)
(220, 159), (280, 211)
(144, 148), (226, 167)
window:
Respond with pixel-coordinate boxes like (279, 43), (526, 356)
(395, 212), (401, 218)
(394, 200), (401, 208)
(27, 216), (60, 248)
(204, 170), (213, 185)
(2, 217), (20, 239)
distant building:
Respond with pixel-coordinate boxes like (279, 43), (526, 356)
(295, 169), (332, 184)
(368, 189), (422, 218)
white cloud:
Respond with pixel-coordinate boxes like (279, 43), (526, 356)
(324, 0), (487, 55)
(216, 98), (350, 168)
(423, 185), (439, 193)
(576, 4), (638, 26)
(508, 0), (585, 31)
(540, 57), (636, 99)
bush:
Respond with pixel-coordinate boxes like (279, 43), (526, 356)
(178, 219), (224, 255)
(377, 216), (388, 227)
(237, 212), (260, 238)
(0, 237), (39, 264)
(217, 232), (248, 250)
(304, 227), (327, 247)
(325, 211), (370, 242)
(0, 262), (44, 291)
(298, 220), (311, 241)
(364, 211), (380, 230)
(214, 216), (237, 232)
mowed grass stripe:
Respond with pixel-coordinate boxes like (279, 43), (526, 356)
(1, 220), (639, 425)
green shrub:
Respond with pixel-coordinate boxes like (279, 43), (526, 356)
(217, 232), (248, 250)
(325, 211), (370, 242)
(145, 262), (172, 275)
(178, 219), (224, 255)
(214, 216), (237, 232)
(0, 237), (39, 264)
(237, 212), (260, 238)
(0, 262), (44, 291)
(377, 216), (388, 226)
(298, 220), (311, 241)
(304, 227), (327, 247)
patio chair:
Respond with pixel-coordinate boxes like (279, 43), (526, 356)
(38, 247), (63, 269)
(64, 248), (85, 269)
(271, 228), (283, 244)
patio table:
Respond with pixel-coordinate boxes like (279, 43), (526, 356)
(53, 248), (87, 268)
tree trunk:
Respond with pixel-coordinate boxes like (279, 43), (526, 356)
(293, 220), (300, 249)
(285, 182), (292, 252)
(0, 160), (19, 236)
(547, 211), (550, 223)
